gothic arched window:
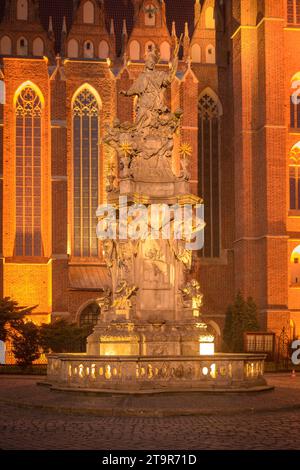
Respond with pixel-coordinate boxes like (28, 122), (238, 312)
(72, 87), (100, 258)
(32, 37), (44, 56)
(160, 41), (171, 62)
(206, 44), (215, 64)
(290, 245), (300, 285)
(198, 90), (222, 258)
(83, 40), (94, 58)
(145, 41), (155, 55)
(0, 36), (12, 55)
(15, 85), (43, 256)
(191, 43), (201, 63)
(129, 40), (140, 61)
(287, 0), (300, 24)
(83, 1), (95, 24)
(144, 3), (156, 26)
(17, 0), (28, 21)
(17, 37), (28, 56)
(205, 6), (215, 29)
(79, 302), (100, 327)
(99, 40), (109, 59)
(289, 142), (300, 210)
(68, 39), (79, 58)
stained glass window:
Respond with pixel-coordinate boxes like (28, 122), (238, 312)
(15, 86), (42, 257)
(198, 93), (221, 258)
(72, 88), (99, 258)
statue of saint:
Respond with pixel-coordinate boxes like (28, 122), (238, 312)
(103, 37), (183, 181)
(120, 38), (181, 135)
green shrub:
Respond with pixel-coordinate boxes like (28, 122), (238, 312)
(0, 297), (36, 342)
(223, 291), (259, 352)
(0, 364), (47, 375)
(10, 321), (41, 367)
(39, 319), (91, 353)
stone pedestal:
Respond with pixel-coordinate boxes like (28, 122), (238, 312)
(87, 318), (212, 357)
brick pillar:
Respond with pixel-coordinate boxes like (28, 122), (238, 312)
(232, 0), (289, 329)
(181, 71), (199, 197)
(117, 68), (133, 123)
(51, 74), (69, 318)
(258, 1), (289, 328)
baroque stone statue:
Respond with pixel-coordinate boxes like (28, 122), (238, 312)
(119, 40), (180, 135)
(104, 37), (184, 182)
(87, 34), (208, 357)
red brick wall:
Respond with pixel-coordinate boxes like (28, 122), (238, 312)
(1, 0), (299, 345)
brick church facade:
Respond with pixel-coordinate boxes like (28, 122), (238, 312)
(0, 0), (299, 357)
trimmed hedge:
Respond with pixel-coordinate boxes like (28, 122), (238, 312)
(264, 362), (300, 372)
(0, 364), (47, 375)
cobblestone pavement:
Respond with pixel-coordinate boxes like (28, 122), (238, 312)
(1, 374), (300, 416)
(1, 374), (300, 450)
(1, 402), (300, 450)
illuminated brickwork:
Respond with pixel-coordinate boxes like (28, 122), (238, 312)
(0, 0), (299, 354)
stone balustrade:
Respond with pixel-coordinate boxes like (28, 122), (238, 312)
(47, 353), (267, 391)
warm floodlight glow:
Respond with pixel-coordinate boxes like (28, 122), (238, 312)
(100, 342), (138, 356)
(291, 245), (300, 262)
(199, 342), (215, 356)
(199, 332), (215, 356)
(289, 142), (300, 166)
